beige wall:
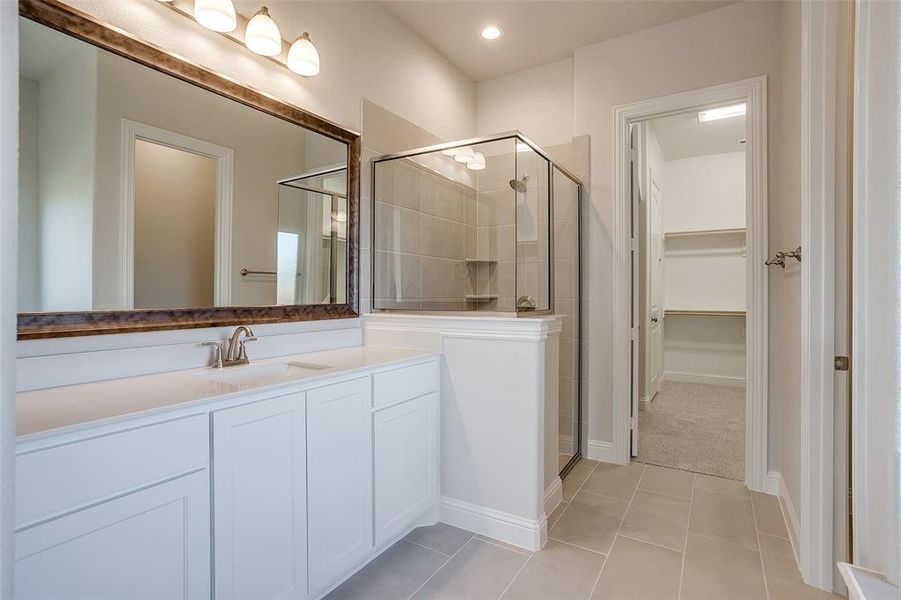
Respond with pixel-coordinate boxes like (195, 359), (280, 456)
(133, 140), (216, 309)
(573, 1), (798, 461)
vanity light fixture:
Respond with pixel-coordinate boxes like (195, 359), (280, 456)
(480, 25), (503, 40)
(466, 151), (486, 171)
(698, 103), (746, 123)
(287, 33), (320, 76)
(245, 6), (282, 56)
(454, 147), (475, 163)
(193, 0), (237, 32)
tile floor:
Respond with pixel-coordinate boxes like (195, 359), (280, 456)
(326, 461), (840, 600)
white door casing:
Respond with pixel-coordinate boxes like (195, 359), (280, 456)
(612, 77), (768, 495)
(121, 120), (233, 308)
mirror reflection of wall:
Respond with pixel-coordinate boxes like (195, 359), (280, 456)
(16, 17), (349, 314)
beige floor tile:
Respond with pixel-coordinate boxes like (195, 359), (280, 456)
(759, 534), (840, 600)
(619, 489), (690, 551)
(751, 491), (790, 538)
(549, 491), (629, 554)
(689, 487), (759, 549)
(681, 534), (767, 600)
(548, 501), (569, 529)
(501, 540), (605, 600)
(475, 535), (533, 557)
(693, 473), (749, 498)
(411, 538), (528, 600)
(591, 536), (682, 600)
(580, 462), (645, 500)
(405, 523), (475, 556)
(326, 539), (448, 600)
(638, 464), (694, 500)
(563, 459), (598, 501)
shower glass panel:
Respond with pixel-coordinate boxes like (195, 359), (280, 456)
(372, 136), (551, 313)
(553, 165), (582, 474)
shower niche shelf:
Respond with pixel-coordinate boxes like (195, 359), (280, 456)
(465, 295), (498, 302)
(464, 258), (498, 265)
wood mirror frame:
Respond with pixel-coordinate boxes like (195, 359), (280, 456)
(17, 0), (361, 340)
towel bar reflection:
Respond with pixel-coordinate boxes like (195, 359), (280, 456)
(240, 268), (302, 277)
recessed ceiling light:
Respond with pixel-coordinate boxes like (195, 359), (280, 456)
(698, 103), (746, 123)
(481, 26), (503, 40)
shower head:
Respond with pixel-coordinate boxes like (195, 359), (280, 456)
(509, 175), (529, 193)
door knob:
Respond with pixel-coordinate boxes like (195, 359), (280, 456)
(651, 317), (658, 323)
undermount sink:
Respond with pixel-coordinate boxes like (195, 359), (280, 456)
(198, 361), (331, 386)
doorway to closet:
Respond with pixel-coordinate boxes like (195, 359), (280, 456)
(633, 106), (748, 480)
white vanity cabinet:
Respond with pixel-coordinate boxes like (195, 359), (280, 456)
(212, 391), (308, 599)
(14, 416), (211, 599)
(372, 362), (439, 547)
(306, 377), (374, 595)
(15, 351), (441, 600)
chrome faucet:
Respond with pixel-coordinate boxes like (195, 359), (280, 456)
(202, 326), (257, 368)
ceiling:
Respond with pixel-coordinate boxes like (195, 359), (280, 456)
(380, 0), (738, 81)
(649, 109), (746, 160)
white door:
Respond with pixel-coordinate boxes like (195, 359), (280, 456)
(648, 171), (665, 399)
(213, 392), (307, 599)
(15, 470), (210, 599)
(373, 393), (438, 546)
(306, 377), (373, 594)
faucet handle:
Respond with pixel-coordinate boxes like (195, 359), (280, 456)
(238, 337), (258, 361)
(202, 341), (224, 368)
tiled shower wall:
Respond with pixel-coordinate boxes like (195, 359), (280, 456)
(362, 100), (475, 311)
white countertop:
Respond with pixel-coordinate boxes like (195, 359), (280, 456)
(17, 346), (436, 439)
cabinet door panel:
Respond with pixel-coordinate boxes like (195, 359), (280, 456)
(213, 392), (307, 600)
(374, 393), (438, 546)
(15, 470), (210, 600)
(306, 377), (373, 594)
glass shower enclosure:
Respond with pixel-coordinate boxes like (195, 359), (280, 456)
(371, 132), (584, 475)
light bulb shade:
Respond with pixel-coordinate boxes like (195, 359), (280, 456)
(245, 7), (282, 56)
(194, 0), (236, 32)
(466, 151), (486, 170)
(287, 33), (320, 76)
(454, 147), (475, 163)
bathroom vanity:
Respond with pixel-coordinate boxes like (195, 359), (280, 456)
(15, 347), (439, 599)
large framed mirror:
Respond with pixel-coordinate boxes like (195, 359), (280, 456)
(16, 0), (360, 339)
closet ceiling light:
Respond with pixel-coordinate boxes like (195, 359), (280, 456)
(480, 26), (502, 40)
(287, 33), (320, 76)
(194, 0), (237, 32)
(245, 6), (282, 56)
(454, 147), (475, 163)
(698, 103), (746, 123)
(466, 152), (486, 171)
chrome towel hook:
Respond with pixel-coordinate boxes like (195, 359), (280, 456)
(765, 246), (802, 269)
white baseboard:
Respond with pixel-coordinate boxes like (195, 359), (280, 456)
(439, 496), (546, 552)
(779, 475), (801, 566)
(765, 470), (781, 495)
(586, 439), (618, 463)
(663, 371), (746, 388)
(544, 477), (563, 516)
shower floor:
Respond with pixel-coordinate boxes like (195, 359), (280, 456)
(637, 380), (745, 480)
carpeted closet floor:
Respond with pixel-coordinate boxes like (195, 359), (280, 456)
(637, 380), (745, 480)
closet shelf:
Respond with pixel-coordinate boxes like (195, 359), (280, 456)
(664, 227), (746, 239)
(665, 309), (746, 317)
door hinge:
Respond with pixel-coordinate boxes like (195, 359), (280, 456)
(834, 355), (850, 371)
(630, 416), (638, 430)
(631, 327), (638, 341)
(631, 238), (639, 251)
